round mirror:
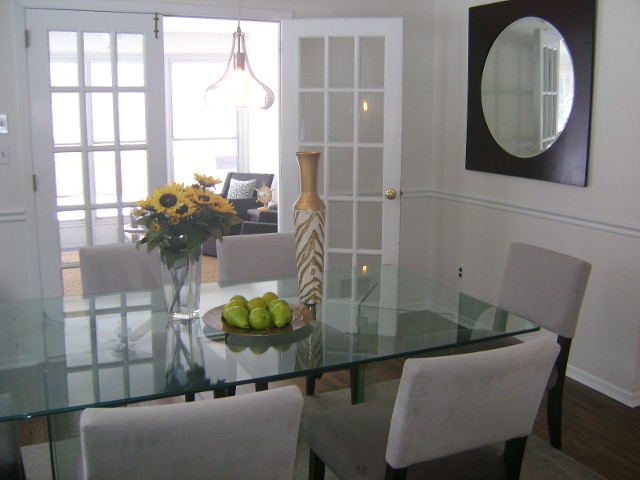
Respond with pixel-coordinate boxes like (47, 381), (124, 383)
(481, 17), (574, 158)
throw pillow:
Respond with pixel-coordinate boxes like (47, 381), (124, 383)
(227, 179), (256, 199)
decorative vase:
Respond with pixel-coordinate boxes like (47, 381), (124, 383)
(293, 151), (325, 305)
(160, 245), (202, 321)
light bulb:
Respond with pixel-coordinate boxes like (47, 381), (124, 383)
(204, 26), (275, 110)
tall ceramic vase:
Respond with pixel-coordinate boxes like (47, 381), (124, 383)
(293, 151), (325, 305)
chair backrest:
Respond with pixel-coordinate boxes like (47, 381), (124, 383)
(216, 232), (297, 282)
(79, 386), (303, 480)
(79, 243), (162, 295)
(385, 337), (559, 469)
(498, 243), (591, 338)
(220, 172), (274, 198)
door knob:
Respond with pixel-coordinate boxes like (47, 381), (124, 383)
(384, 188), (397, 200)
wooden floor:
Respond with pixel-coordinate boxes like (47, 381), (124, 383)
(18, 358), (640, 480)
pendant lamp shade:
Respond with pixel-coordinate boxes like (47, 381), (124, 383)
(204, 26), (275, 110)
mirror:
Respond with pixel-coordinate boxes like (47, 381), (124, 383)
(481, 17), (574, 158)
(465, 0), (596, 186)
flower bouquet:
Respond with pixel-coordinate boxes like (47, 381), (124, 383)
(134, 174), (242, 320)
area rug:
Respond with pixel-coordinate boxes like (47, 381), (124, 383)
(22, 380), (604, 479)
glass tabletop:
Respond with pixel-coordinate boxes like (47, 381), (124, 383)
(0, 265), (538, 421)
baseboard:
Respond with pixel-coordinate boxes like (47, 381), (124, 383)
(567, 365), (639, 408)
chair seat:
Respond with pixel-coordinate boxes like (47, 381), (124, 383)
(308, 397), (507, 480)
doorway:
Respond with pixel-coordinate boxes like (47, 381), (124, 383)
(26, 9), (279, 296)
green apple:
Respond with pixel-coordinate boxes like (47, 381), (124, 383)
(247, 296), (268, 311)
(223, 305), (250, 329)
(248, 308), (273, 330)
(262, 291), (279, 304)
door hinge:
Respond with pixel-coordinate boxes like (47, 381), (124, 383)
(153, 13), (159, 39)
(32, 174), (37, 191)
(25, 30), (31, 48)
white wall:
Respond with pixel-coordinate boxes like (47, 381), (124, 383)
(405, 0), (640, 407)
(1, 0), (638, 405)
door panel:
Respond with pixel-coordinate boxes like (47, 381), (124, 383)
(27, 9), (167, 297)
(281, 18), (403, 271)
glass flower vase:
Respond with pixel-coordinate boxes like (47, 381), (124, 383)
(160, 245), (202, 321)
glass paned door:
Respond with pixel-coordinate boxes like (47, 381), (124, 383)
(281, 18), (403, 272)
(27, 9), (167, 297)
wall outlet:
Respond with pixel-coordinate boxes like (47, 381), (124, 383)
(457, 264), (464, 281)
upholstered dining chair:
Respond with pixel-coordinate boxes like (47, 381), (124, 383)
(497, 242), (591, 450)
(308, 337), (560, 480)
(216, 232), (297, 283)
(216, 232), (297, 393)
(79, 243), (162, 295)
(78, 385), (303, 480)
(0, 393), (25, 480)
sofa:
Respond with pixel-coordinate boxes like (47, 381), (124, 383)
(203, 172), (274, 256)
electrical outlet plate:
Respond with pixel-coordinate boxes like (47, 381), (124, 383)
(0, 114), (7, 134)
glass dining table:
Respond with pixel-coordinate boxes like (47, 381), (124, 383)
(0, 265), (538, 478)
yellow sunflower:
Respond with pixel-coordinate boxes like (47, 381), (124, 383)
(189, 186), (215, 206)
(169, 197), (198, 219)
(149, 183), (187, 214)
(151, 222), (161, 232)
(194, 173), (222, 188)
(136, 198), (153, 211)
(208, 194), (237, 214)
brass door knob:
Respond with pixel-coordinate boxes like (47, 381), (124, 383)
(384, 188), (397, 200)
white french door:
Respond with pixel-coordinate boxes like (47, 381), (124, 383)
(281, 18), (403, 271)
(27, 9), (167, 297)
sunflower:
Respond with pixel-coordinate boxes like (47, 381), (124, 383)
(136, 198), (153, 211)
(189, 186), (215, 206)
(149, 183), (187, 214)
(194, 173), (221, 188)
(168, 195), (198, 219)
(208, 194), (237, 214)
(151, 222), (161, 232)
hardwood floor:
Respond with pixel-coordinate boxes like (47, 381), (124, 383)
(18, 358), (640, 479)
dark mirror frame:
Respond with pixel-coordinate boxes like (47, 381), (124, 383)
(465, 0), (596, 186)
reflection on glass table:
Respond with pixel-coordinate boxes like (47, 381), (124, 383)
(0, 265), (538, 479)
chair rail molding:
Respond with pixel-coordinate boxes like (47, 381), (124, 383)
(401, 188), (640, 239)
(0, 209), (27, 223)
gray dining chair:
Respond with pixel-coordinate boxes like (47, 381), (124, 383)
(216, 232), (299, 394)
(78, 385), (303, 480)
(497, 242), (591, 450)
(79, 243), (162, 295)
(216, 231), (297, 283)
(308, 337), (560, 480)
(0, 393), (25, 480)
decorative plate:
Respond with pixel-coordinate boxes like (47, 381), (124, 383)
(202, 303), (314, 337)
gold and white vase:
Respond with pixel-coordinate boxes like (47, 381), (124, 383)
(293, 151), (325, 305)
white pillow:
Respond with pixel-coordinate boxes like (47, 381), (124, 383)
(227, 179), (256, 199)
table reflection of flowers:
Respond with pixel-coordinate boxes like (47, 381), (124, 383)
(164, 320), (211, 393)
(134, 174), (242, 320)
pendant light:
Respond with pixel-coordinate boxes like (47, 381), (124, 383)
(204, 24), (275, 110)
